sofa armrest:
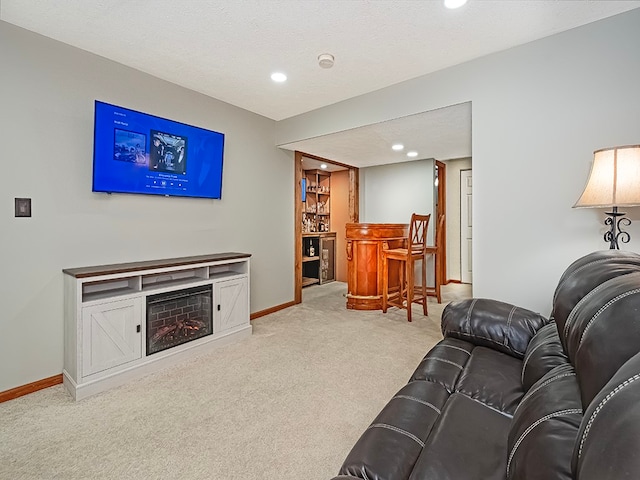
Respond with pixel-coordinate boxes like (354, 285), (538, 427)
(441, 298), (549, 359)
(330, 476), (363, 480)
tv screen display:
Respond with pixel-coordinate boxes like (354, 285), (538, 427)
(93, 101), (224, 199)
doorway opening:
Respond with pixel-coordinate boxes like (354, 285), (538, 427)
(294, 151), (359, 304)
(283, 102), (473, 304)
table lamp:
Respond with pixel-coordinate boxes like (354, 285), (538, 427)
(574, 145), (640, 249)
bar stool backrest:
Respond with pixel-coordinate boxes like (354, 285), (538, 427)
(409, 213), (430, 255)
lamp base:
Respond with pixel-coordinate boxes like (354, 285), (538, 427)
(604, 206), (631, 249)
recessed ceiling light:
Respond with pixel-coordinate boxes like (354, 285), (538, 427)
(407, 151), (418, 158)
(271, 72), (287, 83)
(444, 0), (467, 9)
(392, 144), (404, 151)
(320, 164), (328, 169)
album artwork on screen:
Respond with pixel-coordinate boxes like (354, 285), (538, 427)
(114, 129), (147, 164)
(93, 101), (224, 199)
(149, 130), (187, 174)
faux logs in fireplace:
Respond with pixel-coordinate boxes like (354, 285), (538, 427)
(146, 285), (213, 355)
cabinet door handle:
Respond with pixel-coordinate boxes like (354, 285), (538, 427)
(217, 304), (221, 311)
(136, 325), (141, 333)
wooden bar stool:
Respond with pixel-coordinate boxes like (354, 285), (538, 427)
(426, 214), (445, 304)
(382, 213), (430, 322)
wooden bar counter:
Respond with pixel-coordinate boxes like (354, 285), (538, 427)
(345, 223), (408, 310)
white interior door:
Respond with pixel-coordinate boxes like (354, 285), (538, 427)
(460, 170), (472, 284)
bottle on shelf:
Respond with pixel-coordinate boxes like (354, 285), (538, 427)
(303, 169), (331, 234)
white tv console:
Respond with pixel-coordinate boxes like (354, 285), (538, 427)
(63, 253), (251, 401)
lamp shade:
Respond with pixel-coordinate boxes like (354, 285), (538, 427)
(574, 145), (640, 208)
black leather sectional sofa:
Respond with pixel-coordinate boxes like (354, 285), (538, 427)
(332, 250), (640, 480)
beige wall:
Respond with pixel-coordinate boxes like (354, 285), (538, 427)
(331, 170), (350, 282)
(445, 158), (472, 282)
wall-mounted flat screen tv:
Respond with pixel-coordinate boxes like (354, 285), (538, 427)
(93, 101), (225, 199)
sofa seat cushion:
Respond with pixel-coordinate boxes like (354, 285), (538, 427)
(412, 338), (524, 415)
(339, 380), (450, 480)
(408, 393), (512, 480)
(337, 339), (523, 480)
(455, 346), (524, 416)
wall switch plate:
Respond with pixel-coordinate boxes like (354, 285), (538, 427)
(15, 198), (32, 217)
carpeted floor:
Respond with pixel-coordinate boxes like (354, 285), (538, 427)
(0, 282), (470, 480)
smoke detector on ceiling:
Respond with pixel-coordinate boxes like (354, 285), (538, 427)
(318, 53), (335, 69)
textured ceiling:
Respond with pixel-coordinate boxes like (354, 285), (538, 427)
(284, 102), (472, 168)
(301, 157), (348, 173)
(2, 1), (639, 121)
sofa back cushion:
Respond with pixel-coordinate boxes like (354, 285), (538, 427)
(551, 250), (640, 353)
(572, 351), (640, 479)
(507, 364), (583, 480)
(521, 322), (568, 391)
(560, 272), (640, 407)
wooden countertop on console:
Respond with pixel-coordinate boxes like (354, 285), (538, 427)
(63, 252), (252, 278)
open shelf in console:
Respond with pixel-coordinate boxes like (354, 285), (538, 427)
(209, 261), (248, 280)
(82, 277), (141, 303)
(69, 252), (253, 303)
(141, 267), (208, 293)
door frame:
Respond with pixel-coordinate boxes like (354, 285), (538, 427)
(294, 151), (359, 304)
(435, 160), (447, 284)
(460, 168), (472, 284)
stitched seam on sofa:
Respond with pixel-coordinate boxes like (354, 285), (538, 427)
(407, 379), (455, 395)
(465, 298), (478, 332)
(555, 258), (629, 302)
(454, 393), (514, 419)
(392, 395), (442, 414)
(425, 357), (464, 369)
(516, 372), (577, 413)
(505, 305), (517, 347)
(437, 344), (472, 356)
(579, 288), (640, 348)
(578, 373), (640, 459)
(520, 341), (547, 383)
(367, 423), (425, 447)
(563, 282), (609, 339)
(506, 408), (583, 475)
(444, 330), (525, 356)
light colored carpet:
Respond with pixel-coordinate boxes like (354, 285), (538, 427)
(0, 282), (470, 480)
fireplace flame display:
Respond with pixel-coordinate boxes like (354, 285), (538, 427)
(146, 285), (213, 355)
(150, 318), (207, 343)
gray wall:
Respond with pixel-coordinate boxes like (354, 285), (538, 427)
(360, 159), (436, 283)
(1, 22), (294, 391)
(276, 10), (640, 314)
(360, 159), (435, 243)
